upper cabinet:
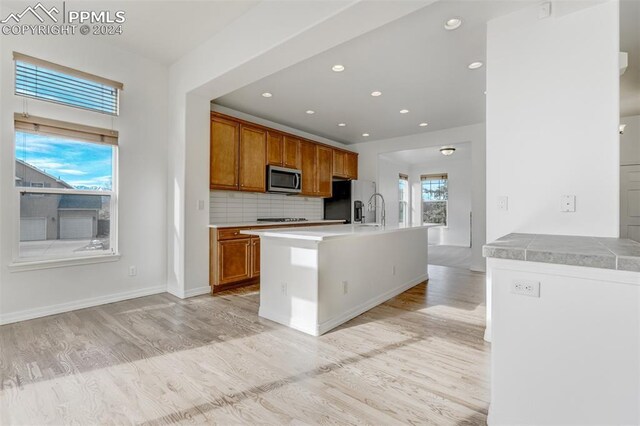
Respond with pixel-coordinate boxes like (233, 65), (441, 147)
(239, 125), (266, 192)
(210, 115), (239, 190)
(210, 112), (358, 197)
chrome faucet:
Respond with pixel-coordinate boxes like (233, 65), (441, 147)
(368, 192), (386, 227)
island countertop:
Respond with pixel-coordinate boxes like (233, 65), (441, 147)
(241, 223), (436, 242)
(208, 220), (345, 228)
(483, 233), (640, 272)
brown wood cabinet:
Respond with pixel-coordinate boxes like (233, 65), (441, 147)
(300, 141), (317, 196)
(210, 222), (343, 293)
(333, 150), (346, 178)
(239, 125), (266, 192)
(283, 136), (301, 169)
(210, 115), (239, 190)
(345, 152), (358, 180)
(266, 131), (283, 166)
(317, 145), (333, 197)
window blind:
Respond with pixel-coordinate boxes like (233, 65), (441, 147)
(420, 173), (448, 181)
(14, 113), (119, 145)
(13, 52), (123, 116)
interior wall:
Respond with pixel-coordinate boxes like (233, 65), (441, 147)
(410, 154), (472, 247)
(377, 156), (410, 226)
(353, 123), (486, 271)
(0, 31), (169, 323)
(486, 0), (620, 243)
(620, 115), (640, 165)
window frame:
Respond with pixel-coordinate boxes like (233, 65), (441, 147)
(398, 173), (409, 226)
(12, 116), (119, 266)
(420, 173), (448, 227)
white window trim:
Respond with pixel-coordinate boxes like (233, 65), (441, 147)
(12, 130), (119, 266)
(420, 176), (449, 228)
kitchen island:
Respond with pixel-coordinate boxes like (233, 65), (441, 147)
(242, 223), (435, 336)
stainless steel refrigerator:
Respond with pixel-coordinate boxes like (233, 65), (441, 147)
(324, 180), (377, 224)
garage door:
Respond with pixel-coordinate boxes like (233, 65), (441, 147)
(20, 217), (47, 241)
(60, 217), (93, 239)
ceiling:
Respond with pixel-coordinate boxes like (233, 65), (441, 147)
(621, 0), (640, 117)
(214, 0), (533, 144)
(381, 142), (471, 165)
(2, 1), (260, 64)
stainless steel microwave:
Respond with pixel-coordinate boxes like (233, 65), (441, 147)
(267, 165), (302, 194)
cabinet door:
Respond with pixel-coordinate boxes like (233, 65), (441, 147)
(266, 131), (284, 166)
(283, 136), (301, 169)
(345, 152), (358, 180)
(300, 141), (317, 195)
(333, 150), (346, 178)
(218, 238), (251, 285)
(239, 125), (267, 192)
(317, 145), (333, 197)
(210, 116), (239, 190)
(250, 237), (260, 278)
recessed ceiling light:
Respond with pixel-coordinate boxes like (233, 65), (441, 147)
(444, 18), (462, 30)
(419, 122), (428, 127)
(468, 61), (483, 70)
(261, 92), (272, 98)
(362, 133), (370, 137)
(338, 123), (347, 127)
(332, 64), (345, 72)
(400, 109), (410, 114)
(371, 91), (382, 97)
(306, 110), (315, 115)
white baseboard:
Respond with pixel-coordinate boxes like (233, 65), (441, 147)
(167, 285), (211, 299)
(0, 285), (167, 325)
(259, 274), (428, 336)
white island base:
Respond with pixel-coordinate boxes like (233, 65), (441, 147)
(243, 224), (431, 336)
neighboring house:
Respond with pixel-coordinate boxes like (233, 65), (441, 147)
(16, 159), (101, 241)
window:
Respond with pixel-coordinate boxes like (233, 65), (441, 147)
(14, 52), (122, 115)
(421, 174), (448, 225)
(398, 173), (409, 225)
(14, 114), (118, 261)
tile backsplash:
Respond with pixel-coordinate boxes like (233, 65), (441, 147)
(210, 191), (324, 224)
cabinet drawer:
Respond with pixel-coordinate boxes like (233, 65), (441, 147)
(218, 228), (249, 240)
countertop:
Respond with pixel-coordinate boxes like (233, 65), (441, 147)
(483, 233), (640, 272)
(241, 223), (436, 242)
(209, 220), (345, 228)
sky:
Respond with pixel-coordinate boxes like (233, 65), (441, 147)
(15, 131), (113, 190)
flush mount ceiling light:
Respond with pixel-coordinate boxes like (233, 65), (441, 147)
(440, 147), (456, 156)
(371, 91), (382, 97)
(332, 64), (345, 72)
(338, 123), (347, 127)
(362, 133), (370, 137)
(620, 124), (627, 135)
(419, 122), (428, 127)
(468, 61), (483, 70)
(261, 92), (273, 98)
(444, 18), (462, 30)
(305, 110), (315, 115)
(400, 109), (410, 114)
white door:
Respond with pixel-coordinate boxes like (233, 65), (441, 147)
(621, 165), (640, 242)
(20, 217), (46, 241)
(60, 217), (93, 239)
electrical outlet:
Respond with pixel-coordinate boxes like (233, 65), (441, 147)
(197, 199), (205, 210)
(281, 282), (287, 296)
(512, 280), (540, 297)
(497, 196), (508, 211)
(538, 2), (552, 19)
(342, 281), (348, 295)
(560, 195), (576, 212)
(392, 265), (396, 276)
(128, 266), (137, 277)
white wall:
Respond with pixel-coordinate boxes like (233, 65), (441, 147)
(353, 123), (486, 271)
(167, 1), (433, 297)
(377, 156), (410, 226)
(0, 32), (169, 323)
(410, 154), (472, 247)
(620, 115), (640, 166)
(486, 0), (620, 243)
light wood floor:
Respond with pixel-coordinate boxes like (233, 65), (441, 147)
(0, 265), (489, 425)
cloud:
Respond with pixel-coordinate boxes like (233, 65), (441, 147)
(58, 169), (87, 176)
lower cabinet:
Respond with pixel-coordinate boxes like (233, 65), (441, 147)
(210, 223), (338, 294)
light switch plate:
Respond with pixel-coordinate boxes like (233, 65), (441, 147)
(561, 195), (576, 212)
